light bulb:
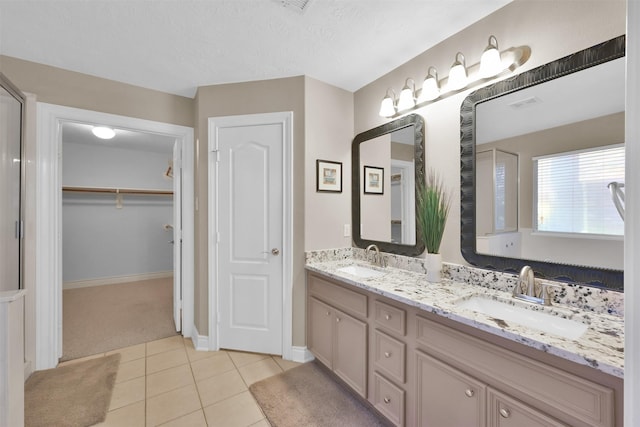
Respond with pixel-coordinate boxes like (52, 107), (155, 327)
(479, 35), (502, 78)
(378, 91), (397, 117)
(397, 79), (416, 111)
(92, 126), (116, 140)
(418, 67), (440, 102)
(448, 52), (468, 91)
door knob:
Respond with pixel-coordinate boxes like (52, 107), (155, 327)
(272, 248), (280, 256)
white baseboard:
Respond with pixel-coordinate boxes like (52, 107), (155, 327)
(63, 271), (173, 290)
(191, 324), (209, 351)
(291, 346), (315, 363)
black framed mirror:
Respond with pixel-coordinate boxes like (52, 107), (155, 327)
(461, 35), (625, 290)
(352, 113), (425, 256)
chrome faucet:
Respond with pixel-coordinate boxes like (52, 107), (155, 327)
(365, 244), (386, 268)
(513, 266), (558, 306)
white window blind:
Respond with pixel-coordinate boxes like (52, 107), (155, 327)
(534, 144), (624, 236)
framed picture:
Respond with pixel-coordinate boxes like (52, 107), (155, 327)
(316, 159), (342, 193)
(364, 166), (384, 194)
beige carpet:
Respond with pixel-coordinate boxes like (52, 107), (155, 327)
(25, 353), (121, 427)
(250, 362), (390, 427)
(63, 277), (178, 361)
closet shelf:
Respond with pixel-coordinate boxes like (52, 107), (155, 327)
(62, 186), (173, 196)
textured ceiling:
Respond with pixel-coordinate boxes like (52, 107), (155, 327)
(0, 0), (512, 98)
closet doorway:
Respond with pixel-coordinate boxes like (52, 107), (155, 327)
(35, 104), (194, 369)
(61, 123), (179, 360)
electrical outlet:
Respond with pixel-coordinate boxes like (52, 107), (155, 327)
(343, 224), (351, 237)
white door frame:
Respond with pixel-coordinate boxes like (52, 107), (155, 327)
(35, 103), (195, 369)
(207, 112), (293, 360)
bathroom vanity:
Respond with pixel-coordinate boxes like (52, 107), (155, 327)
(305, 256), (623, 427)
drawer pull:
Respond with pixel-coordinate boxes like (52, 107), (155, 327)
(464, 389), (474, 398)
(384, 397), (391, 404)
(336, 317), (341, 323)
(499, 408), (511, 418)
(384, 351), (392, 358)
(385, 314), (391, 320)
(325, 311), (330, 316)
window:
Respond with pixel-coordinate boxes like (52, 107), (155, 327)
(534, 144), (624, 236)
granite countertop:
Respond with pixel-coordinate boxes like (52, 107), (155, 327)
(305, 259), (624, 378)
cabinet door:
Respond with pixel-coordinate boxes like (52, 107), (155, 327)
(416, 350), (486, 427)
(488, 388), (567, 427)
(334, 308), (368, 397)
(308, 297), (334, 368)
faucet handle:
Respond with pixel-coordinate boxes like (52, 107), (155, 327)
(541, 283), (562, 306)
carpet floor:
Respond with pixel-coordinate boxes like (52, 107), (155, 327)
(250, 362), (390, 427)
(62, 277), (178, 361)
(25, 353), (121, 427)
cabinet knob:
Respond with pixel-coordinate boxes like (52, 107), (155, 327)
(336, 317), (341, 323)
(325, 311), (330, 316)
(499, 408), (511, 418)
(384, 351), (391, 358)
(464, 389), (474, 398)
(385, 314), (391, 320)
(384, 397), (391, 404)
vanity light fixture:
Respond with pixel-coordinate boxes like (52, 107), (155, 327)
(378, 36), (531, 118)
(417, 67), (440, 103)
(378, 88), (397, 117)
(92, 126), (116, 140)
(479, 35), (502, 78)
(397, 78), (417, 111)
(448, 52), (468, 91)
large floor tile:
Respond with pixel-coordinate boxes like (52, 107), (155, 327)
(109, 376), (145, 411)
(196, 369), (247, 407)
(272, 356), (302, 372)
(146, 335), (184, 356)
(57, 353), (105, 367)
(146, 384), (201, 427)
(108, 343), (146, 363)
(97, 401), (145, 427)
(158, 409), (207, 427)
(146, 347), (188, 374)
(250, 419), (271, 427)
(203, 391), (265, 427)
(147, 363), (194, 397)
(190, 351), (235, 382)
(116, 358), (146, 384)
(238, 357), (283, 386)
(227, 350), (270, 368)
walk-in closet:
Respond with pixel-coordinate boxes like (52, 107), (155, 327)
(61, 122), (178, 361)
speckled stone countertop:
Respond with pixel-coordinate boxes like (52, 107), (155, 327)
(305, 250), (624, 379)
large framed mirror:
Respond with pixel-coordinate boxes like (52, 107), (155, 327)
(352, 113), (425, 256)
(461, 35), (625, 290)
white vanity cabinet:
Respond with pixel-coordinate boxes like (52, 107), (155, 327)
(305, 271), (621, 427)
(307, 274), (368, 398)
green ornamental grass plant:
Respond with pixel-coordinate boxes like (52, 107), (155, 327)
(417, 170), (452, 254)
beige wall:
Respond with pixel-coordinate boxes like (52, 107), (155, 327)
(353, 0), (626, 265)
(0, 56), (194, 127)
(304, 77), (354, 251)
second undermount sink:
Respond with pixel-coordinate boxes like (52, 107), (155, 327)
(455, 295), (588, 340)
(337, 264), (386, 279)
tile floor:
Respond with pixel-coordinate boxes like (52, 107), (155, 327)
(58, 336), (301, 426)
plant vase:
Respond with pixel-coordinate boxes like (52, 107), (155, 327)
(425, 253), (442, 282)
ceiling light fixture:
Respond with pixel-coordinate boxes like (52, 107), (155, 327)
(92, 126), (116, 140)
(379, 36), (531, 118)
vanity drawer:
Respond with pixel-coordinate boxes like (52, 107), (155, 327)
(308, 273), (367, 317)
(374, 300), (406, 336)
(415, 315), (614, 427)
(374, 329), (405, 384)
(373, 372), (405, 427)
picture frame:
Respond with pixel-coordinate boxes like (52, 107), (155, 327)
(364, 166), (384, 194)
(316, 159), (342, 193)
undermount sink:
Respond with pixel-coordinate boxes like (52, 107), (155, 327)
(455, 295), (588, 340)
(337, 265), (386, 279)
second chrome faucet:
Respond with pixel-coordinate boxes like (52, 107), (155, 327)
(366, 244), (386, 268)
(513, 266), (559, 306)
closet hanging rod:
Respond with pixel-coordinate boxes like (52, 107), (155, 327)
(62, 186), (173, 196)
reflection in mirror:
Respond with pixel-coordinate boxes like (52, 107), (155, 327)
(461, 35), (625, 290)
(353, 114), (425, 256)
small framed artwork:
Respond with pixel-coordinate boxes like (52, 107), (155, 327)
(316, 159), (342, 193)
(364, 166), (384, 194)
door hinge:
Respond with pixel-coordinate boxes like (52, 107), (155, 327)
(211, 149), (220, 162)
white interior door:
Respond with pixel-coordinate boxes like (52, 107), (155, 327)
(213, 115), (284, 355)
(172, 141), (182, 332)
